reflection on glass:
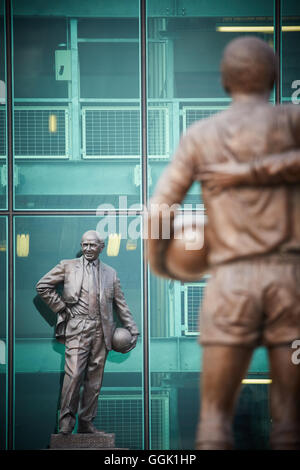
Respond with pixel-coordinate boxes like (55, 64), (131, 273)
(13, 2), (141, 210)
(14, 216), (142, 449)
(147, 2), (273, 450)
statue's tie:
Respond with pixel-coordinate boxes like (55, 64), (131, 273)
(88, 262), (98, 318)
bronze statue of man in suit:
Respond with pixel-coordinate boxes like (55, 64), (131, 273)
(36, 230), (139, 435)
(148, 37), (300, 449)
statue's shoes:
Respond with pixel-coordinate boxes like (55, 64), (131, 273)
(77, 422), (102, 434)
(59, 428), (73, 435)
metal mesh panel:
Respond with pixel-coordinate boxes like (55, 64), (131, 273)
(150, 393), (170, 449)
(0, 108), (5, 156)
(184, 283), (206, 335)
(94, 392), (169, 449)
(14, 107), (69, 158)
(82, 106), (169, 158)
(83, 107), (140, 157)
(182, 106), (226, 131)
(148, 107), (169, 157)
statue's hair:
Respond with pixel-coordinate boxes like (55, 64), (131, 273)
(81, 230), (105, 250)
(221, 36), (277, 95)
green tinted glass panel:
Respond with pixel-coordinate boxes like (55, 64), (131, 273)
(13, 0), (141, 210)
(147, 0), (273, 450)
(147, 0), (274, 207)
(14, 215), (143, 449)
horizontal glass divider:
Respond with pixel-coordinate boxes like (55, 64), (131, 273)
(13, 337), (142, 342)
(12, 157), (145, 162)
(14, 157), (70, 161)
(14, 98), (71, 102)
(101, 387), (163, 392)
(77, 38), (166, 43)
(0, 208), (206, 216)
(0, 210), (145, 216)
(79, 98), (141, 102)
(167, 98), (232, 102)
(78, 38), (139, 43)
(12, 97), (232, 103)
(79, 98), (231, 103)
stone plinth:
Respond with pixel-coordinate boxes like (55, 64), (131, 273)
(50, 432), (115, 449)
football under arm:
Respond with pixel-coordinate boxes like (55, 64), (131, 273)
(147, 131), (198, 278)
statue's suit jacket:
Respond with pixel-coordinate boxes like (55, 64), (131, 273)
(36, 256), (139, 349)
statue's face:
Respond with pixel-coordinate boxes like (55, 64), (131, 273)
(81, 234), (102, 262)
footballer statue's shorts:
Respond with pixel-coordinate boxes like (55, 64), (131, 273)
(200, 253), (300, 348)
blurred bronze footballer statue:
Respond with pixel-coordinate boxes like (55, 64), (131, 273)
(148, 36), (300, 450)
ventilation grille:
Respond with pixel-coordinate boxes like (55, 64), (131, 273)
(82, 106), (169, 158)
(183, 283), (206, 335)
(14, 107), (69, 158)
(94, 392), (170, 450)
(182, 106), (226, 131)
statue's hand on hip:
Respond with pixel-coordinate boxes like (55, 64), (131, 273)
(200, 162), (251, 194)
(62, 305), (75, 319)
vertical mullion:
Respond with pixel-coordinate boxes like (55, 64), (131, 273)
(5, 0), (14, 450)
(70, 19), (80, 160)
(140, 0), (150, 451)
(275, 0), (282, 104)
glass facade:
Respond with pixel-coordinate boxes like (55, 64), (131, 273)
(0, 0), (298, 450)
(147, 0), (275, 206)
(0, 1), (6, 209)
(13, 1), (141, 210)
(147, 0), (274, 450)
